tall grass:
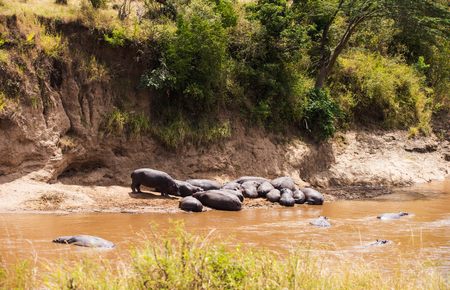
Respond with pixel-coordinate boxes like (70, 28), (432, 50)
(0, 226), (447, 289)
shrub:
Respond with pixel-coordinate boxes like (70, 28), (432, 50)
(104, 108), (151, 136)
(89, 0), (107, 9)
(104, 27), (126, 47)
(142, 0), (228, 117)
(38, 27), (65, 58)
(332, 51), (432, 134)
(303, 89), (340, 140)
(0, 91), (6, 112)
(0, 49), (8, 64)
(82, 56), (110, 82)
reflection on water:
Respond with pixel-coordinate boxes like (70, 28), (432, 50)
(0, 180), (449, 273)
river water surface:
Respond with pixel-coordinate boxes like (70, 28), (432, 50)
(1, 180), (449, 273)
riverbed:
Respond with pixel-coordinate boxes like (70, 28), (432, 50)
(1, 180), (449, 274)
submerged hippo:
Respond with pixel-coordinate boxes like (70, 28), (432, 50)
(131, 168), (178, 196)
(309, 216), (331, 227)
(179, 196), (203, 212)
(279, 188), (295, 207)
(266, 189), (281, 203)
(175, 180), (203, 197)
(193, 190), (242, 211)
(186, 179), (222, 191)
(53, 235), (115, 248)
(293, 189), (306, 204)
(377, 212), (409, 220)
(241, 181), (259, 198)
(271, 176), (297, 191)
(257, 181), (274, 197)
(302, 188), (324, 205)
(233, 176), (269, 185)
(367, 239), (391, 246)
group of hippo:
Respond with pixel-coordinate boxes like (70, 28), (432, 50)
(50, 168), (411, 249)
(130, 168), (324, 212)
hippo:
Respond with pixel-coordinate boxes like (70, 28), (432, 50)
(131, 168), (178, 196)
(233, 176), (269, 185)
(266, 189), (281, 203)
(309, 216), (331, 227)
(186, 179), (222, 191)
(241, 181), (259, 198)
(175, 180), (203, 197)
(222, 181), (243, 192)
(293, 189), (306, 204)
(53, 235), (115, 248)
(367, 239), (391, 246)
(221, 189), (245, 202)
(279, 189), (295, 207)
(179, 196), (203, 212)
(377, 212), (409, 220)
(271, 176), (297, 191)
(257, 181), (274, 197)
(193, 190), (242, 211)
(302, 188), (324, 205)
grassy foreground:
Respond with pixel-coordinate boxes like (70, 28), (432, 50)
(0, 226), (447, 290)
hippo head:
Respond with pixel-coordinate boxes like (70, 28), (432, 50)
(168, 181), (179, 195)
(399, 212), (409, 216)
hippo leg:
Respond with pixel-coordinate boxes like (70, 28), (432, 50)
(131, 182), (141, 193)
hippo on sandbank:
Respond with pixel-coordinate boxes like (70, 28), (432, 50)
(179, 196), (203, 212)
(302, 188), (324, 205)
(309, 216), (331, 227)
(53, 235), (115, 248)
(175, 180), (203, 197)
(193, 190), (242, 211)
(186, 179), (222, 191)
(221, 189), (245, 202)
(377, 212), (409, 220)
(257, 181), (274, 197)
(293, 189), (306, 204)
(271, 176), (297, 191)
(222, 181), (243, 192)
(233, 176), (269, 185)
(241, 181), (259, 198)
(266, 189), (281, 203)
(279, 188), (295, 207)
(131, 168), (178, 196)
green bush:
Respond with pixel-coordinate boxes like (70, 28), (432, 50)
(303, 89), (340, 140)
(104, 108), (150, 136)
(142, 0), (228, 117)
(331, 51), (431, 134)
(104, 27), (126, 47)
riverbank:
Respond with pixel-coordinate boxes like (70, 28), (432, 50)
(0, 130), (448, 214)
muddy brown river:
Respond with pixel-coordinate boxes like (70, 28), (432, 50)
(1, 180), (449, 273)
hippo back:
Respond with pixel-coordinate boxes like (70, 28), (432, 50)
(193, 190), (242, 211)
(186, 179), (222, 191)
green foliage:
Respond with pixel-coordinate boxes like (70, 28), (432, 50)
(0, 49), (8, 64)
(142, 0), (228, 116)
(304, 89), (340, 140)
(0, 91), (6, 112)
(104, 108), (150, 136)
(104, 27), (126, 47)
(214, 0), (238, 28)
(332, 51), (431, 134)
(415, 56), (430, 74)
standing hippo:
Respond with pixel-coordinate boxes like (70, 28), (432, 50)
(309, 216), (331, 227)
(257, 181), (274, 197)
(233, 176), (269, 185)
(186, 179), (222, 191)
(271, 176), (297, 191)
(193, 190), (242, 211)
(53, 235), (115, 248)
(266, 189), (281, 203)
(241, 181), (259, 198)
(293, 189), (306, 204)
(302, 188), (324, 205)
(175, 180), (203, 197)
(131, 168), (178, 196)
(377, 212), (409, 220)
(179, 196), (203, 212)
(279, 188), (295, 207)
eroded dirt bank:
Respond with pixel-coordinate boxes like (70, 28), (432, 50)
(0, 129), (448, 213)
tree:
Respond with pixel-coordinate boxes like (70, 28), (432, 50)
(294, 0), (449, 89)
